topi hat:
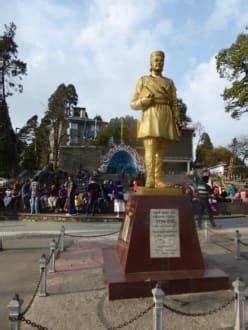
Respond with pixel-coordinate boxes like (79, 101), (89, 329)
(150, 50), (165, 60)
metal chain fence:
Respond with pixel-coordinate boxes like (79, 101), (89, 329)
(21, 270), (44, 316)
(163, 295), (235, 317)
(240, 240), (248, 247)
(208, 228), (233, 242)
(7, 225), (246, 329)
(208, 228), (248, 258)
(8, 231), (62, 330)
(9, 283), (48, 329)
(107, 303), (154, 329)
(19, 315), (48, 330)
(64, 229), (120, 239)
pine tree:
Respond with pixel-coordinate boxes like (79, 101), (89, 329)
(0, 22), (27, 176)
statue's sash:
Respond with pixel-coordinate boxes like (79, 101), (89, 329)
(142, 76), (171, 99)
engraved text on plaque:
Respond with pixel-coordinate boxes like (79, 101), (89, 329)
(150, 209), (180, 258)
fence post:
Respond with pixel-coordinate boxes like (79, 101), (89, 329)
(39, 254), (47, 297)
(233, 277), (246, 330)
(204, 219), (209, 242)
(235, 230), (241, 260)
(59, 225), (65, 252)
(8, 294), (23, 330)
(152, 283), (165, 330)
(49, 240), (56, 273)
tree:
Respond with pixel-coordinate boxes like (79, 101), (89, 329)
(17, 115), (38, 144)
(65, 84), (78, 116)
(94, 116), (139, 146)
(229, 136), (248, 163)
(35, 116), (51, 168)
(200, 132), (214, 149)
(209, 147), (233, 166)
(47, 83), (78, 168)
(216, 29), (248, 118)
(195, 132), (214, 166)
(192, 121), (204, 148)
(228, 137), (238, 157)
(177, 98), (191, 126)
(0, 22), (27, 98)
(0, 22), (27, 176)
(93, 115), (103, 121)
(94, 124), (113, 146)
(0, 101), (18, 176)
(17, 115), (39, 171)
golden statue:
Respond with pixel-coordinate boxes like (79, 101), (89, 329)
(130, 50), (181, 188)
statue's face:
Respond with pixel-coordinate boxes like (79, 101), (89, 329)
(151, 54), (164, 73)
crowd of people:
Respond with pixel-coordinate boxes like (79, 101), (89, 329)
(0, 170), (137, 217)
(0, 167), (247, 220)
(185, 169), (248, 229)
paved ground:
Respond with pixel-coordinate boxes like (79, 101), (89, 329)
(1, 217), (248, 329)
(0, 221), (121, 330)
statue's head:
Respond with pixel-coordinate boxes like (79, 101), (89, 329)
(150, 50), (165, 73)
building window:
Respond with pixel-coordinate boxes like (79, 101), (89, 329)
(71, 123), (78, 130)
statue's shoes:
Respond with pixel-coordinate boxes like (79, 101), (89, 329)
(155, 181), (169, 188)
(145, 181), (155, 188)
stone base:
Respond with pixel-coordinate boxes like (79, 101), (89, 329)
(103, 246), (230, 300)
(103, 192), (230, 300)
(136, 186), (182, 195)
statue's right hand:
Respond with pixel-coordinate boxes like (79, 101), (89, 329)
(140, 95), (154, 108)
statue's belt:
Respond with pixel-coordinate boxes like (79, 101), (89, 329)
(153, 98), (171, 105)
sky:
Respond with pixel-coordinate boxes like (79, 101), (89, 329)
(0, 0), (247, 150)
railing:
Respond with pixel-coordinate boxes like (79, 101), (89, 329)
(7, 225), (120, 329)
(7, 227), (63, 330)
(202, 220), (248, 260)
(8, 277), (246, 330)
(6, 224), (248, 329)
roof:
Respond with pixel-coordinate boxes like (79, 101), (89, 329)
(181, 126), (195, 132)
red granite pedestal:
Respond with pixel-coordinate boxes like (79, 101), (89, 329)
(103, 189), (230, 300)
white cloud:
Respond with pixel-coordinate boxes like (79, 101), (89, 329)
(180, 56), (248, 149)
(1, 0), (247, 151)
(205, 0), (248, 32)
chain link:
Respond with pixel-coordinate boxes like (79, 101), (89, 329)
(240, 240), (248, 247)
(20, 315), (48, 329)
(163, 295), (235, 317)
(64, 230), (120, 239)
(21, 268), (44, 316)
(8, 235), (61, 329)
(208, 228), (233, 242)
(213, 241), (233, 253)
(107, 303), (154, 329)
(9, 314), (48, 329)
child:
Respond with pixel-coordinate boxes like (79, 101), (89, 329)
(74, 192), (83, 214)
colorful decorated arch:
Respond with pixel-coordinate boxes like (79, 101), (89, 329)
(98, 144), (145, 175)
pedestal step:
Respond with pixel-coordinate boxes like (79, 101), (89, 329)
(103, 247), (230, 300)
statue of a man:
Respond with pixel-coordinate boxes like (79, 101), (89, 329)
(130, 50), (181, 188)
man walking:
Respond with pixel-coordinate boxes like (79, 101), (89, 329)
(194, 175), (218, 229)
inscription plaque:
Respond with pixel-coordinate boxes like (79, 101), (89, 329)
(121, 215), (131, 242)
(150, 209), (180, 258)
